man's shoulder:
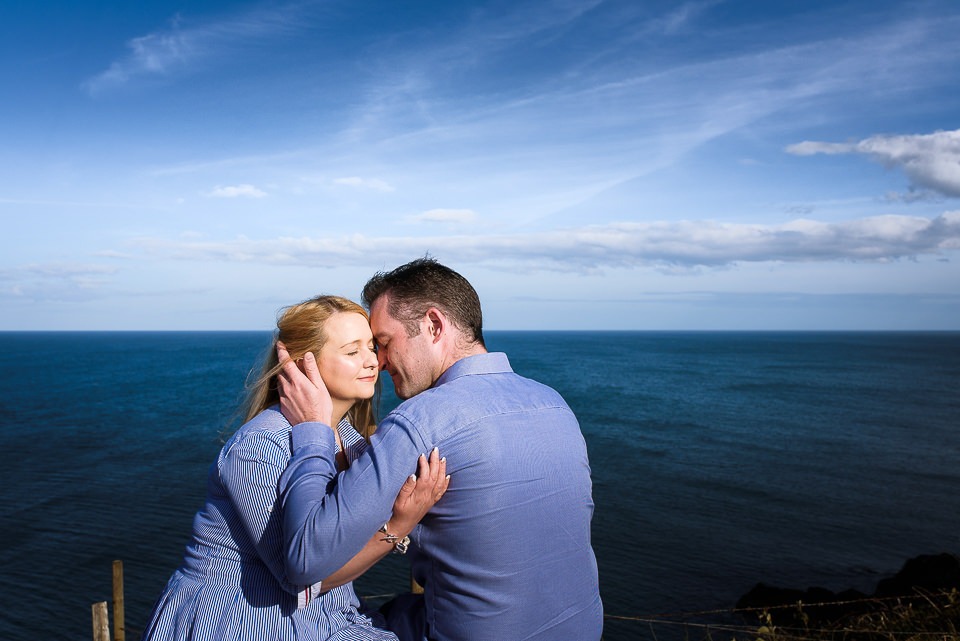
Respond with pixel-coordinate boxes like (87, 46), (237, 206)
(393, 365), (572, 425)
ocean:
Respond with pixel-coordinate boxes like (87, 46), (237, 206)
(1, 331), (958, 640)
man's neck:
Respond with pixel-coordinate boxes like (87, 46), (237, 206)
(437, 343), (487, 378)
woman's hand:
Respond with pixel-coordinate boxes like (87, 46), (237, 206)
(388, 447), (450, 537)
(315, 448), (450, 591)
(276, 342), (334, 427)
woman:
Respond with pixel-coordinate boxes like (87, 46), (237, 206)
(142, 295), (447, 641)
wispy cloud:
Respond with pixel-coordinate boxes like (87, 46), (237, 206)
(10, 262), (119, 280)
(403, 209), (478, 226)
(149, 149), (308, 176)
(651, 0), (722, 35)
(342, 11), (960, 202)
(83, 4), (311, 94)
(92, 250), (135, 259)
(132, 211), (960, 273)
(787, 129), (960, 198)
(333, 177), (396, 192)
(0, 262), (119, 301)
(884, 189), (943, 204)
(206, 184), (267, 198)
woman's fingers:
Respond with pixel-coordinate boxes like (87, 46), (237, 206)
(412, 448), (449, 503)
(433, 457), (449, 501)
(394, 473), (418, 505)
(389, 450), (451, 535)
(417, 448), (435, 482)
(419, 448), (449, 501)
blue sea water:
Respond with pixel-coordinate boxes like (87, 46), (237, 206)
(1, 331), (958, 641)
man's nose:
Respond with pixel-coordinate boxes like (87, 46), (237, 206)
(377, 349), (388, 371)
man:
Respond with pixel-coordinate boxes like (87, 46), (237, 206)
(277, 258), (602, 641)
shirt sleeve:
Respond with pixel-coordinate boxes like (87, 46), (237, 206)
(218, 429), (322, 601)
(278, 412), (429, 585)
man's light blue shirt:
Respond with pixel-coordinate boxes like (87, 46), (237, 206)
(279, 352), (603, 641)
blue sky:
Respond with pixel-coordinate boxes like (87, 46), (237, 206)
(3, 0), (960, 330)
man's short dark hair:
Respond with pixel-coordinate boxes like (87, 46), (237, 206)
(362, 257), (485, 347)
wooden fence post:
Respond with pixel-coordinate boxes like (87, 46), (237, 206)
(92, 601), (110, 641)
(112, 560), (125, 641)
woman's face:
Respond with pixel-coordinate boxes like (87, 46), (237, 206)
(317, 312), (379, 404)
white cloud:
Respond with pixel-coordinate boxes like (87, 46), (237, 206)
(333, 11), (960, 218)
(333, 177), (395, 192)
(206, 184), (267, 198)
(89, 29), (193, 92)
(884, 189), (942, 204)
(16, 263), (119, 278)
(93, 250), (135, 259)
(132, 211), (960, 273)
(0, 263), (120, 300)
(404, 209), (478, 225)
(82, 5), (310, 94)
(653, 0), (721, 35)
(786, 129), (960, 198)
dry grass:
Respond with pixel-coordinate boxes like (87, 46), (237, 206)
(736, 589), (959, 641)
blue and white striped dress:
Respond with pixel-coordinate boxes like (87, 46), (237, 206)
(141, 407), (397, 641)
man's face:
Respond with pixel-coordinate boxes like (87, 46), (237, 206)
(370, 294), (437, 400)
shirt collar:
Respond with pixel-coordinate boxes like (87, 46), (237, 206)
(434, 352), (513, 388)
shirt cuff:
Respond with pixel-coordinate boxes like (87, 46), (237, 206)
(297, 581), (323, 610)
(290, 421), (337, 452)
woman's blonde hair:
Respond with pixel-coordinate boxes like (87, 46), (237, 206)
(239, 295), (378, 439)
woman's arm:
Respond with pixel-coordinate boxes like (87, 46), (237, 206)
(279, 409), (433, 584)
(220, 426), (316, 597)
(318, 448), (449, 591)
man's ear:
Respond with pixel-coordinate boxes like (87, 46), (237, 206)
(425, 308), (445, 343)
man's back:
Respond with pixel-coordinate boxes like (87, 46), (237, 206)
(384, 353), (602, 640)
